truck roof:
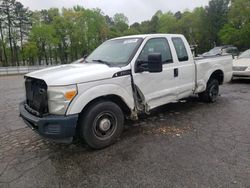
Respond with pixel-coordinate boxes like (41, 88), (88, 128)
(111, 33), (184, 40)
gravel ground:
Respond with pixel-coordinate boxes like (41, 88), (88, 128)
(0, 75), (249, 188)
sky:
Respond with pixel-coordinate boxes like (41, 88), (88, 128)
(18, 0), (210, 24)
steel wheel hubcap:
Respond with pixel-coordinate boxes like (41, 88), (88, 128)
(93, 112), (117, 139)
(99, 118), (111, 131)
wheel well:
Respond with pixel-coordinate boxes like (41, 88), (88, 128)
(209, 70), (224, 85)
(80, 95), (132, 117)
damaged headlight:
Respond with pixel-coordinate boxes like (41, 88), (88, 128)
(47, 85), (77, 115)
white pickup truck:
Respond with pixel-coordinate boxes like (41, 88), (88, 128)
(19, 34), (233, 149)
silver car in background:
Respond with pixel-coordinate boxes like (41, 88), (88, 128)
(203, 45), (239, 58)
(233, 49), (250, 79)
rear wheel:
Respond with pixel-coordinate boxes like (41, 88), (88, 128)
(79, 101), (124, 149)
(199, 79), (219, 103)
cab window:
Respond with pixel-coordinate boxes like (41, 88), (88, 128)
(172, 37), (189, 62)
(138, 38), (173, 64)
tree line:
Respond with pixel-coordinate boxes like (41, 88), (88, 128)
(0, 0), (249, 66)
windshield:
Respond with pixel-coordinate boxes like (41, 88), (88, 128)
(72, 58), (84, 64)
(207, 47), (222, 55)
(239, 50), (250, 59)
(86, 38), (143, 67)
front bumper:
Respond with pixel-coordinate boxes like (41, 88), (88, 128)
(233, 70), (250, 78)
(19, 101), (78, 143)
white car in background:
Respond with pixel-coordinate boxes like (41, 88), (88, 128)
(233, 49), (250, 79)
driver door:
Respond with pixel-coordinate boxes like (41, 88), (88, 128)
(132, 37), (178, 110)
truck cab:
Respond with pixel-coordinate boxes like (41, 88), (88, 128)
(20, 34), (233, 149)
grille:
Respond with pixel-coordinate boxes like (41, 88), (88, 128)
(25, 77), (48, 116)
(233, 66), (247, 71)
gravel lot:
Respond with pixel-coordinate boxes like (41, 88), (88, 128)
(0, 75), (249, 188)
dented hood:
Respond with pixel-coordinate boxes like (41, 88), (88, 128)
(26, 63), (121, 86)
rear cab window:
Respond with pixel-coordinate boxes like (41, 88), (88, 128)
(172, 37), (189, 62)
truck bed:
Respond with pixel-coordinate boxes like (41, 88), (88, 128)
(194, 54), (233, 93)
(194, 54), (231, 61)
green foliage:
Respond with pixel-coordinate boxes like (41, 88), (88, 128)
(219, 0), (250, 50)
(112, 13), (129, 33)
(205, 0), (230, 45)
(22, 42), (38, 65)
(113, 13), (129, 24)
(158, 12), (177, 33)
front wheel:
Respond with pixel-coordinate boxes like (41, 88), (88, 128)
(199, 79), (219, 103)
(79, 101), (124, 149)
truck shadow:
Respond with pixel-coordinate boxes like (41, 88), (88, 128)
(231, 79), (250, 84)
(121, 96), (200, 140)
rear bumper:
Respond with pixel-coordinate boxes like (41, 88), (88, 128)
(19, 101), (78, 143)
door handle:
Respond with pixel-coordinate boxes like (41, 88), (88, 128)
(174, 68), (178, 77)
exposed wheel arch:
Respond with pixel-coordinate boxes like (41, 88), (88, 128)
(209, 70), (224, 85)
(75, 95), (131, 141)
(80, 95), (132, 117)
(199, 79), (219, 103)
(79, 100), (124, 149)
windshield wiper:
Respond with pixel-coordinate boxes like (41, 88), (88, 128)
(92, 59), (112, 66)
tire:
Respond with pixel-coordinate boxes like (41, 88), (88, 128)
(79, 101), (124, 149)
(199, 79), (219, 103)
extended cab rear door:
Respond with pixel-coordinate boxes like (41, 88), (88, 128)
(132, 36), (178, 110)
(171, 37), (196, 99)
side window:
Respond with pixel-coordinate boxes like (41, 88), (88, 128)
(138, 38), (173, 64)
(172, 37), (189, 62)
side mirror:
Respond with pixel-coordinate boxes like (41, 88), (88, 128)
(232, 54), (238, 59)
(83, 54), (88, 59)
(148, 53), (163, 73)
